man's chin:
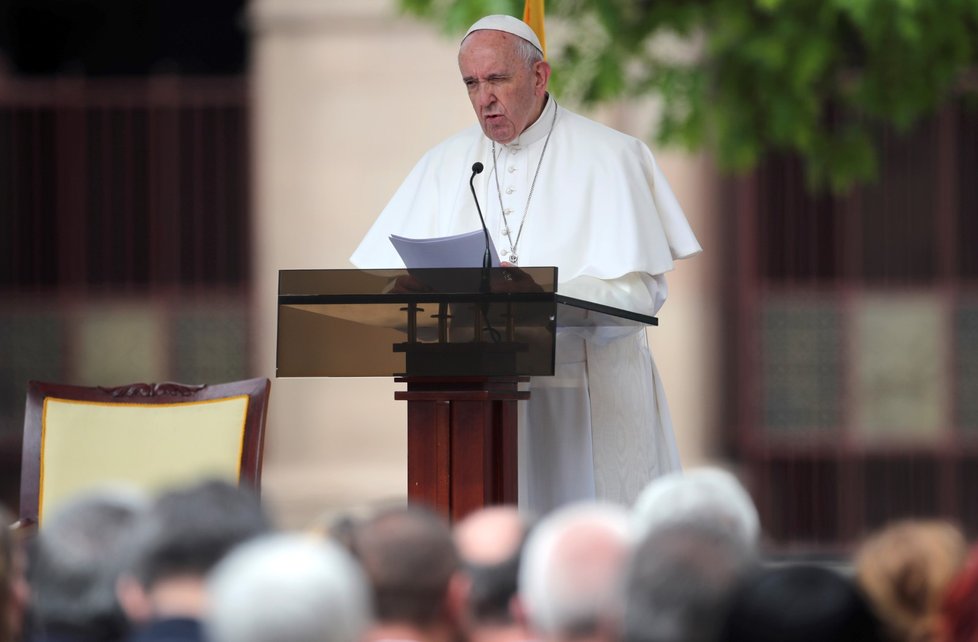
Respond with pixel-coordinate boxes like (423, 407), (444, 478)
(481, 123), (513, 144)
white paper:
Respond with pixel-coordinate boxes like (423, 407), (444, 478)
(390, 229), (500, 268)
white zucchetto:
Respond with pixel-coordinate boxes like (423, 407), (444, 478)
(462, 14), (543, 54)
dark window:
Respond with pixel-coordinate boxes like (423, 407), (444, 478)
(736, 98), (978, 549)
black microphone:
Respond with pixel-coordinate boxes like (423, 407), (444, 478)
(469, 162), (492, 270)
(469, 161), (500, 341)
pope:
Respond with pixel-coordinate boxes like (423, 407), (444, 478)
(351, 14), (702, 514)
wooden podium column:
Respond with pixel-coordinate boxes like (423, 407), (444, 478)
(395, 376), (528, 522)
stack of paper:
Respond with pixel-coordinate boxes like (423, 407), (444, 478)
(390, 229), (500, 269)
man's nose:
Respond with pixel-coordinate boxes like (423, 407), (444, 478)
(474, 83), (495, 106)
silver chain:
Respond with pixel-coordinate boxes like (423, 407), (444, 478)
(491, 99), (558, 264)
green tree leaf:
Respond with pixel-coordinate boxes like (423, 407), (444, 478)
(400, 0), (978, 193)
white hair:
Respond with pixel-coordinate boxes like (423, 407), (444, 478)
(631, 467), (760, 547)
(512, 36), (544, 68)
(206, 534), (371, 642)
(518, 502), (632, 638)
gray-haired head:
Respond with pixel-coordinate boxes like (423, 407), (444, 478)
(206, 533), (372, 642)
(623, 520), (758, 642)
(631, 467), (760, 548)
(28, 486), (149, 638)
(519, 502), (632, 641)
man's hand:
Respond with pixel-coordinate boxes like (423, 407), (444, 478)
(389, 273), (433, 293)
(490, 265), (544, 293)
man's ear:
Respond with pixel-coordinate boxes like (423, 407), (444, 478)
(444, 571), (472, 626)
(534, 60), (551, 95)
(116, 574), (153, 625)
(510, 594), (533, 634)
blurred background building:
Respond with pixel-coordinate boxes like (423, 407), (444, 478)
(1, 0), (975, 554)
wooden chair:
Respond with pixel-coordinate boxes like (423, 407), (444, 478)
(18, 377), (271, 528)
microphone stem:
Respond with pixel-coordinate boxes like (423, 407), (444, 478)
(469, 169), (492, 270)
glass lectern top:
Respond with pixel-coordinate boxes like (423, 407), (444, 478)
(277, 268), (656, 378)
(279, 267), (557, 299)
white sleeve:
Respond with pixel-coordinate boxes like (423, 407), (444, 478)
(557, 272), (668, 316)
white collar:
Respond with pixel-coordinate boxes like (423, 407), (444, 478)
(500, 94), (556, 148)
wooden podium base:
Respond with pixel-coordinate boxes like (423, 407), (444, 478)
(395, 376), (528, 522)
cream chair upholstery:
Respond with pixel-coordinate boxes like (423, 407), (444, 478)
(19, 377), (270, 527)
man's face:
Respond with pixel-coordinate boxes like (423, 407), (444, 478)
(458, 31), (550, 144)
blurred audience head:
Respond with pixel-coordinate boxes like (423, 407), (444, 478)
(350, 505), (462, 641)
(623, 520), (758, 642)
(27, 486), (149, 640)
(855, 519), (965, 642)
(207, 533), (371, 642)
(939, 540), (978, 642)
(720, 563), (884, 642)
(454, 505), (533, 640)
(1, 505), (28, 642)
(518, 501), (631, 642)
(117, 478), (271, 623)
(632, 467), (760, 548)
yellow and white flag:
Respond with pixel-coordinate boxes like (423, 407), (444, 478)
(522, 0), (546, 58)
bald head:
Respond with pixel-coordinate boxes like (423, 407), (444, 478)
(455, 506), (528, 566)
(519, 503), (632, 641)
(454, 506), (531, 628)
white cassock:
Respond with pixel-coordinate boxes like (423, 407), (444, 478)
(351, 96), (702, 515)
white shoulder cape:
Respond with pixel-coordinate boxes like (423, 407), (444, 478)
(350, 104), (701, 282)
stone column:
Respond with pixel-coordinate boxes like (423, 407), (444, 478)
(249, 0), (474, 527)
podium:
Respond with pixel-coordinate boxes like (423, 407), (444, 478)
(277, 268), (657, 521)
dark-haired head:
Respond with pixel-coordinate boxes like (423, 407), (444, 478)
(720, 563), (884, 642)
